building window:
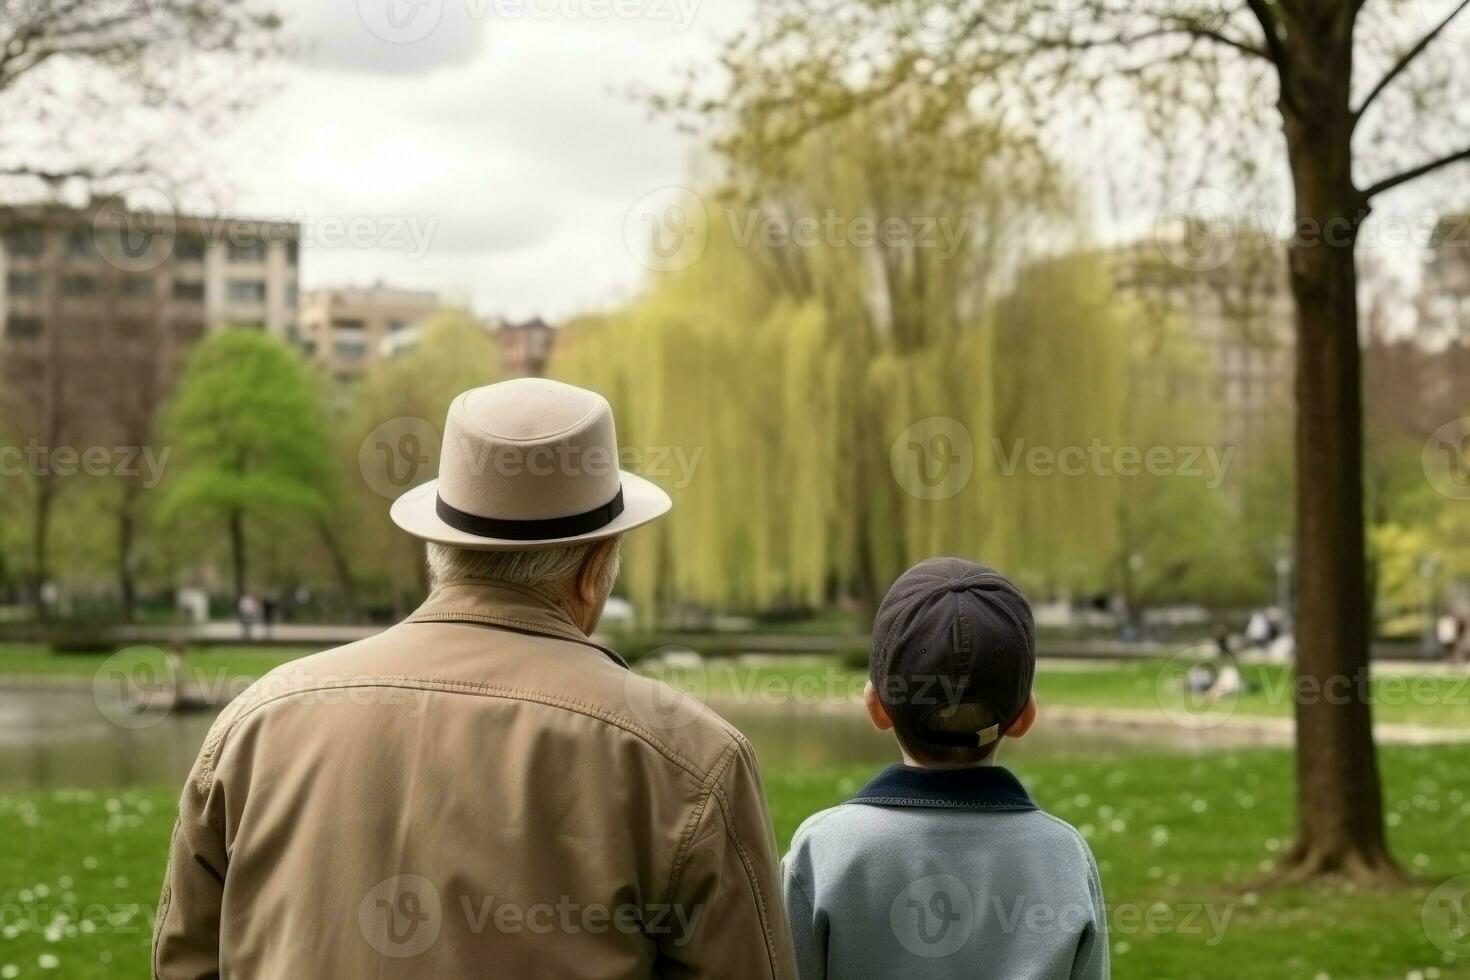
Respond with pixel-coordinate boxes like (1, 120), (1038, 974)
(387, 319), (410, 333)
(173, 319), (206, 343)
(116, 319), (150, 342)
(228, 240), (266, 263)
(5, 316), (44, 339)
(65, 229), (100, 260)
(286, 240), (299, 266)
(6, 271), (41, 297)
(176, 235), (207, 262)
(121, 275), (154, 299)
(61, 274), (99, 297)
(173, 279), (206, 302)
(226, 280), (268, 304)
(2, 228), (46, 258)
(331, 318), (366, 331)
(333, 339), (368, 362)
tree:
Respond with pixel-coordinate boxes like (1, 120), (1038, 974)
(559, 102), (1135, 618)
(0, 0), (282, 192)
(160, 331), (333, 602)
(675, 0), (1470, 884)
(345, 310), (502, 609)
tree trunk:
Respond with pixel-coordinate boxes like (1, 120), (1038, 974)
(32, 482), (54, 621)
(1275, 36), (1401, 882)
(118, 486), (139, 622)
(229, 507), (248, 603)
(315, 516), (357, 615)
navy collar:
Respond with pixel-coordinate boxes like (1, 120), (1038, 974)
(845, 764), (1037, 811)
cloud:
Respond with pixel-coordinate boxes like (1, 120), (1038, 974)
(286, 0), (488, 75)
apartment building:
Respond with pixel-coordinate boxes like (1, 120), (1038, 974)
(1424, 215), (1470, 342)
(299, 284), (439, 380)
(0, 197), (300, 354)
(1109, 230), (1296, 453)
(496, 317), (555, 377)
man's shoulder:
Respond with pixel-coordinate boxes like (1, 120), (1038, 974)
(208, 624), (747, 783)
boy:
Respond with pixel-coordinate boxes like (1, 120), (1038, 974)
(782, 557), (1108, 979)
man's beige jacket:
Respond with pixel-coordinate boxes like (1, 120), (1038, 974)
(153, 581), (797, 978)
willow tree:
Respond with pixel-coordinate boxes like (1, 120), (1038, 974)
(562, 97), (1134, 618)
(674, 0), (1470, 884)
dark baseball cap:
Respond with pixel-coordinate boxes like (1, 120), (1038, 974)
(870, 557), (1036, 749)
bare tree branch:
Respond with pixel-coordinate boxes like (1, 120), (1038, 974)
(1363, 142), (1470, 198)
(1353, 0), (1470, 124)
(1241, 0), (1295, 106)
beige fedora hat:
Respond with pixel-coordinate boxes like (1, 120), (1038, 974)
(390, 379), (671, 551)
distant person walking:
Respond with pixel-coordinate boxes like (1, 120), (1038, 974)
(1245, 609), (1272, 650)
(154, 379), (796, 978)
(235, 592), (260, 640)
(260, 594), (279, 639)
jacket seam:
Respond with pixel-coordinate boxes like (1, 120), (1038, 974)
(663, 738), (740, 904)
(195, 677), (708, 793)
(710, 774), (782, 979)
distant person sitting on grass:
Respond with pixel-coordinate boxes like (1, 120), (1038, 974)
(781, 557), (1108, 980)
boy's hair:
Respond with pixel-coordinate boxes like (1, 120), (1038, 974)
(892, 702), (1001, 766)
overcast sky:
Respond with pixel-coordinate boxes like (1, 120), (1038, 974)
(204, 0), (1451, 323)
(209, 0), (750, 321)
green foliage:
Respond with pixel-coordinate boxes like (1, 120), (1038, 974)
(154, 331), (335, 597)
(341, 310), (501, 601)
(161, 330), (334, 523)
(557, 99), (1140, 614)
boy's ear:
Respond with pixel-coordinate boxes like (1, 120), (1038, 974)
(864, 681), (894, 733)
(1005, 693), (1038, 740)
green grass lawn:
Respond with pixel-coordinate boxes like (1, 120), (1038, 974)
(7, 644), (1470, 731)
(0, 644), (313, 687)
(637, 655), (1470, 731)
(3, 744), (1468, 978)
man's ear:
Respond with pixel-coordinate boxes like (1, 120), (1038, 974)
(1005, 693), (1038, 740)
(864, 680), (894, 733)
(576, 537), (620, 605)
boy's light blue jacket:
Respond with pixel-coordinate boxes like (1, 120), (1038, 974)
(781, 764), (1108, 980)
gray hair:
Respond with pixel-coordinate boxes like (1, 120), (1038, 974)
(425, 538), (621, 596)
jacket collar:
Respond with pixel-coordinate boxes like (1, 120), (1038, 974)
(403, 579), (629, 669)
(845, 764), (1037, 811)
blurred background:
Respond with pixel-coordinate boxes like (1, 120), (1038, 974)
(1, 0), (1469, 977)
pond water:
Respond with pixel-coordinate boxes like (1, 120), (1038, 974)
(0, 684), (1259, 791)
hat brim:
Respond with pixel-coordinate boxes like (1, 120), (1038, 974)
(390, 471), (671, 552)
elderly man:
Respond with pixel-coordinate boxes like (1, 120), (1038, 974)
(153, 379), (796, 978)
